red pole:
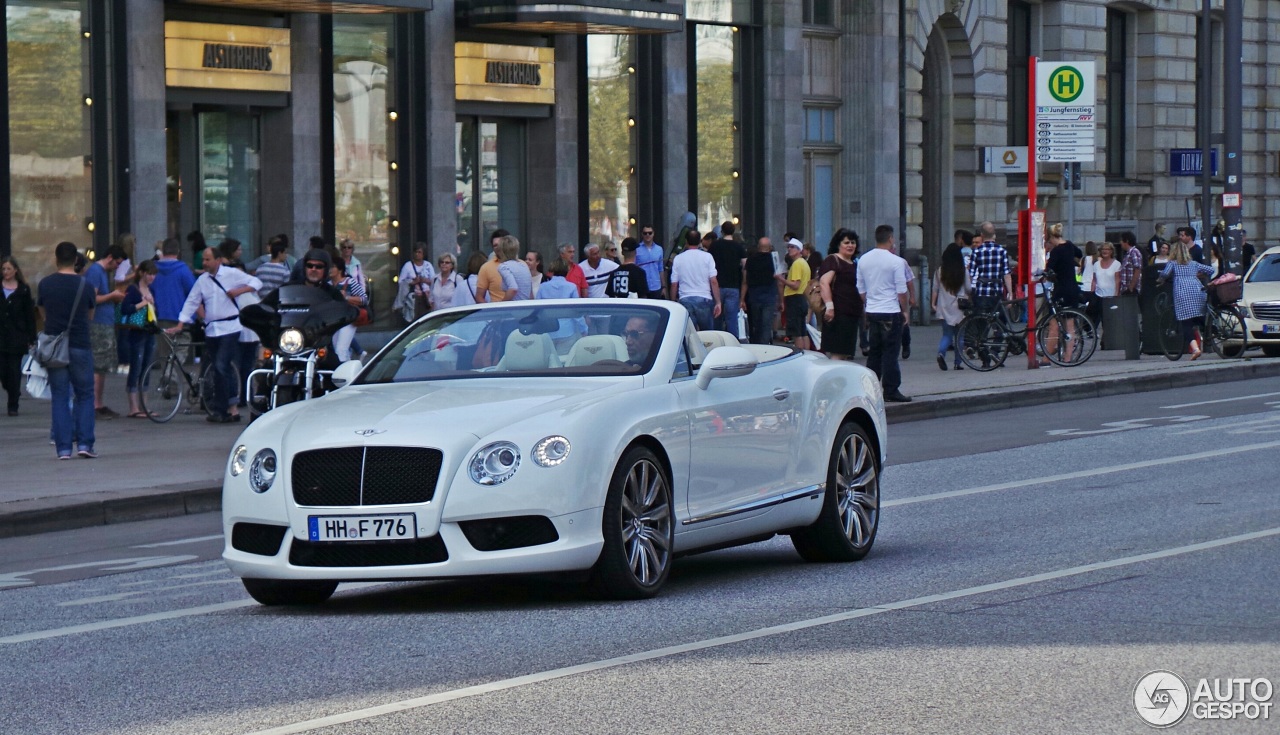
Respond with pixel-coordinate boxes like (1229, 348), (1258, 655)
(1026, 56), (1038, 368)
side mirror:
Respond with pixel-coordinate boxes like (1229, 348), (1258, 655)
(331, 359), (363, 388)
(695, 346), (757, 390)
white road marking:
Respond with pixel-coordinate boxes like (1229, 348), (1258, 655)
(0, 555), (199, 590)
(883, 439), (1280, 507)
(0, 582), (388, 644)
(133, 535), (223, 549)
(58, 579), (240, 607)
(1161, 391), (1280, 409)
(243, 526), (1280, 735)
(1045, 415), (1207, 437)
(1169, 414), (1280, 435)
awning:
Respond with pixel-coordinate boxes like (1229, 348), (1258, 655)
(459, 1), (683, 34)
(175, 0), (432, 13)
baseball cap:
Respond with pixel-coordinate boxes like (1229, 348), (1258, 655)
(786, 238), (803, 250)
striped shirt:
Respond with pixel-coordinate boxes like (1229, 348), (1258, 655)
(255, 261), (290, 296)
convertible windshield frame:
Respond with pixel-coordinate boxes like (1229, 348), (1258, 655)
(355, 304), (672, 385)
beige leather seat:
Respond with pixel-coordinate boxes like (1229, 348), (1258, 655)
(495, 330), (560, 370)
(697, 330), (741, 351)
(564, 334), (629, 366)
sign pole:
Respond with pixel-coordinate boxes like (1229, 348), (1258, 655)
(1025, 56), (1038, 369)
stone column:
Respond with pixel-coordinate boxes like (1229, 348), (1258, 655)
(422, 2), (458, 261)
(842, 2), (901, 239)
(659, 27), (690, 246)
(260, 15), (323, 254)
(762, 0), (804, 243)
(125, 0), (167, 244)
(526, 35), (580, 253)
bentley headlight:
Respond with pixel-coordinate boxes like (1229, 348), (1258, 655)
(468, 441), (521, 486)
(230, 445), (248, 476)
(249, 449), (277, 493)
(532, 436), (571, 467)
(278, 328), (305, 355)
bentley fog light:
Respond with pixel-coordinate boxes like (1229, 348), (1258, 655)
(532, 436), (571, 467)
(468, 441), (521, 486)
(278, 328), (305, 355)
(230, 445), (248, 476)
(249, 449), (277, 493)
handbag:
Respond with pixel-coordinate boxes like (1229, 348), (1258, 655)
(35, 279), (86, 369)
(805, 278), (825, 314)
(119, 301), (155, 330)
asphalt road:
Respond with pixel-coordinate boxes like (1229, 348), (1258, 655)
(1, 380), (1278, 734)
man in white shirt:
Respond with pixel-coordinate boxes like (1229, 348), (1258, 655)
(856, 225), (911, 402)
(669, 230), (721, 331)
(579, 244), (619, 298)
(166, 246), (262, 423)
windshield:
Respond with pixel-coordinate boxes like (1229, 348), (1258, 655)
(357, 304), (671, 384)
(1247, 253), (1280, 283)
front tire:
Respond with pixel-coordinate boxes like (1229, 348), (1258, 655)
(791, 422), (880, 562)
(590, 447), (674, 600)
(241, 578), (337, 606)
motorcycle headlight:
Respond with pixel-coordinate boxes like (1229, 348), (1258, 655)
(468, 441), (521, 486)
(249, 449), (277, 493)
(532, 436), (571, 467)
(278, 329), (305, 356)
(230, 445), (248, 476)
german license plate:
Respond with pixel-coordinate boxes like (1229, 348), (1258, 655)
(1263, 324), (1279, 334)
(308, 514), (416, 541)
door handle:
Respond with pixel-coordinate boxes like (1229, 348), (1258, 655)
(772, 388), (790, 401)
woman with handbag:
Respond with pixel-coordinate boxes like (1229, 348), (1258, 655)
(119, 260), (158, 418)
(817, 228), (862, 359)
(330, 259), (367, 362)
(397, 243), (435, 321)
(930, 243), (970, 370)
(1, 257), (37, 416)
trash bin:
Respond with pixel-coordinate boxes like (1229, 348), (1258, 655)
(1114, 294), (1142, 359)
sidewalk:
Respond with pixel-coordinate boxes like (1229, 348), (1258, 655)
(3, 325), (1279, 539)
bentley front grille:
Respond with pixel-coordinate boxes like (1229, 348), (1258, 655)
(291, 447), (444, 506)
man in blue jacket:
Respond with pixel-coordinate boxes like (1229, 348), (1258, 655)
(152, 236), (196, 364)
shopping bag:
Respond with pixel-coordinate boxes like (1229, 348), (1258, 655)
(22, 352), (51, 400)
(736, 310), (748, 340)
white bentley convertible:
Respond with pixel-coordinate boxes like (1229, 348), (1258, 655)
(222, 300), (887, 604)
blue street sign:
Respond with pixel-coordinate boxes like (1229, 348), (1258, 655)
(1169, 149), (1219, 176)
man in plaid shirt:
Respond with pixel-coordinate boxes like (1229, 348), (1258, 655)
(968, 221), (1013, 311)
(1118, 232), (1142, 294)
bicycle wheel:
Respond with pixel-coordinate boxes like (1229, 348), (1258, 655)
(1209, 305), (1248, 358)
(1158, 308), (1184, 361)
(139, 359), (183, 423)
(959, 315), (1010, 371)
(198, 362), (241, 417)
(1037, 310), (1098, 367)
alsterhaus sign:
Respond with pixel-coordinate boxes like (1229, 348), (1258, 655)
(165, 21), (291, 93)
(456, 42), (555, 105)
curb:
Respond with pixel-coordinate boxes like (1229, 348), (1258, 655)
(885, 358), (1280, 424)
(4, 359), (1279, 539)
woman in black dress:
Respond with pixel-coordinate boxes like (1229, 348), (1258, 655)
(1, 257), (37, 415)
(818, 228), (863, 359)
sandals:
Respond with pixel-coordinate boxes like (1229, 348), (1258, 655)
(127, 411), (158, 418)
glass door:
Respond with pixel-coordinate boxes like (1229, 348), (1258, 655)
(455, 117), (526, 260)
(198, 110), (261, 257)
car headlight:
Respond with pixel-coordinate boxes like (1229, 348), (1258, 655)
(278, 328), (305, 355)
(249, 449), (277, 493)
(468, 441), (521, 486)
(532, 435), (571, 467)
(230, 445), (248, 476)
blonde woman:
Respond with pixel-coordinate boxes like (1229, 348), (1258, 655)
(496, 235), (532, 300)
(1159, 240), (1215, 358)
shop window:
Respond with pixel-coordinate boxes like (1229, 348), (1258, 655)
(455, 118), (525, 262)
(586, 35), (635, 248)
(693, 23), (740, 235)
(7, 0), (92, 284)
(333, 14), (395, 329)
(1105, 9), (1130, 178)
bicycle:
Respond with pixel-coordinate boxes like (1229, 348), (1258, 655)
(1155, 278), (1249, 361)
(958, 273), (1099, 371)
(138, 329), (240, 423)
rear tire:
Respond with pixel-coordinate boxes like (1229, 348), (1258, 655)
(791, 422), (880, 562)
(1209, 305), (1248, 358)
(139, 360), (182, 423)
(1159, 308), (1184, 361)
(198, 363), (240, 417)
(241, 578), (337, 606)
(958, 315), (1009, 371)
(589, 446), (674, 600)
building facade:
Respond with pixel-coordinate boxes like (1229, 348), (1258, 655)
(3, 0), (1278, 330)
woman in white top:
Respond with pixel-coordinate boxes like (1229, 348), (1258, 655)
(396, 244), (435, 321)
(1079, 241), (1098, 294)
(930, 243), (970, 370)
(452, 251), (486, 306)
(429, 254), (462, 310)
(1090, 242), (1121, 298)
(524, 251), (545, 297)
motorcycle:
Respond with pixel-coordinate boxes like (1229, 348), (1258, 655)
(240, 284), (359, 416)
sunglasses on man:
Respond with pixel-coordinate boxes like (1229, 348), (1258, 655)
(305, 262), (327, 270)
